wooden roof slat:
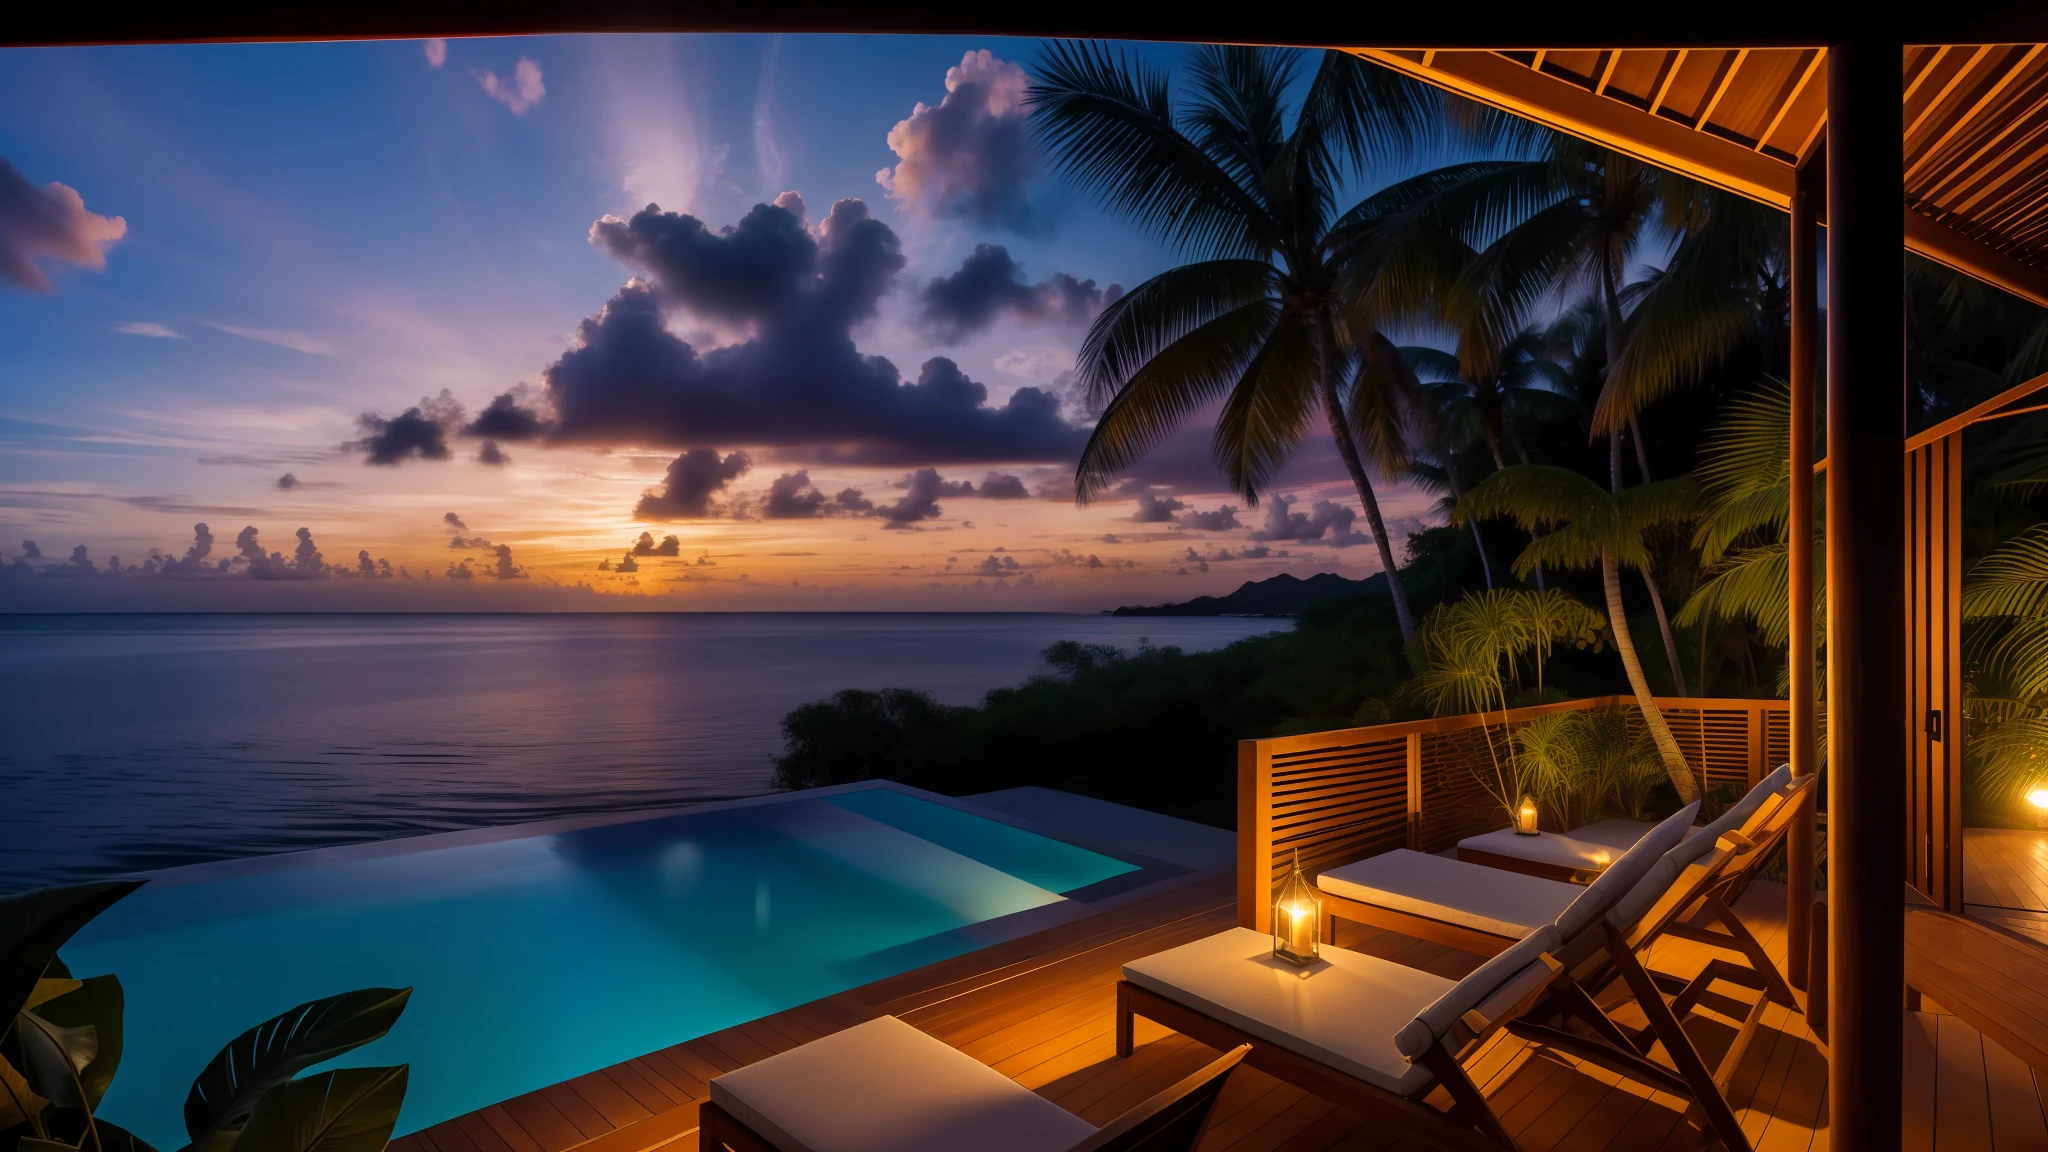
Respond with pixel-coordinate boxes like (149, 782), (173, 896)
(1929, 108), (2048, 220)
(1594, 49), (1621, 96)
(1695, 47), (1751, 129)
(1903, 43), (2045, 185)
(1755, 48), (1826, 154)
(1647, 49), (1687, 117)
(1903, 45), (1993, 146)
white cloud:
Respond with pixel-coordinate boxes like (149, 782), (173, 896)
(205, 322), (336, 356)
(114, 321), (183, 339)
(994, 346), (1073, 381)
(474, 58), (545, 115)
(423, 39), (447, 68)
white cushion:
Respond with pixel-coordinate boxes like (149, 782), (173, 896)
(1121, 927), (1453, 1094)
(1395, 923), (1563, 1058)
(1552, 803), (1698, 939)
(1316, 850), (1581, 940)
(1455, 827), (1634, 872)
(709, 1016), (1095, 1152)
(1604, 767), (1797, 932)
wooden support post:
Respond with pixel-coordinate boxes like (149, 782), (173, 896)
(1787, 143), (1820, 992)
(1824, 39), (1905, 1150)
(1237, 739), (1272, 932)
(1405, 732), (1423, 851)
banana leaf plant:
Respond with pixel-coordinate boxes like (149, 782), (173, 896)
(1, 882), (413, 1152)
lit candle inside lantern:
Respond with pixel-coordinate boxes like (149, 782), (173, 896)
(1279, 901), (1315, 957)
(1271, 849), (1321, 965)
(1514, 795), (1539, 835)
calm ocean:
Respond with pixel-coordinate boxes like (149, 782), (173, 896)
(0, 613), (1283, 893)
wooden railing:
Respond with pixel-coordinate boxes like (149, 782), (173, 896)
(1236, 696), (1803, 931)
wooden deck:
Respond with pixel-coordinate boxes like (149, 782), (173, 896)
(1965, 827), (2048, 946)
(392, 873), (2048, 1152)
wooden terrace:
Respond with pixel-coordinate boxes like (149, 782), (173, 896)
(392, 869), (2047, 1152)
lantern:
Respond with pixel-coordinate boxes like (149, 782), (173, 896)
(1272, 850), (1320, 966)
(1514, 795), (1540, 835)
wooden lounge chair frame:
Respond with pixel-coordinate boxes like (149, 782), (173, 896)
(700, 1042), (1250, 1152)
(1115, 954), (1566, 1152)
(1504, 777), (1817, 1152)
(1319, 779), (1806, 963)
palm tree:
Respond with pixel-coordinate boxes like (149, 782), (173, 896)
(1441, 143), (1704, 693)
(1455, 464), (1703, 801)
(1030, 43), (1461, 642)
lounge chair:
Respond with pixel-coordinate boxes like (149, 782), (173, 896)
(1314, 801), (1708, 958)
(699, 1015), (1248, 1152)
(1458, 765), (1793, 882)
(1115, 920), (1566, 1151)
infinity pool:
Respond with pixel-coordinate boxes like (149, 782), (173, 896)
(62, 786), (1138, 1146)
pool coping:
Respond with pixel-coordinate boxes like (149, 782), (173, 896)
(121, 781), (1223, 908)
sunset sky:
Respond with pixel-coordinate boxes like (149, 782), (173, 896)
(0, 34), (1437, 610)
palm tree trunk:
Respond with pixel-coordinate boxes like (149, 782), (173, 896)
(1317, 315), (1415, 642)
(1628, 413), (1655, 484)
(1442, 454), (1495, 590)
(1642, 565), (1691, 696)
(1603, 546), (1698, 802)
(1482, 408), (1546, 590)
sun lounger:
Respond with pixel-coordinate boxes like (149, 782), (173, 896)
(1116, 924), (1565, 1151)
(1314, 802), (1703, 957)
(700, 1015), (1248, 1152)
(1457, 764), (1793, 882)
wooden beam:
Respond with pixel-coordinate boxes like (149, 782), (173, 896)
(1352, 49), (1797, 207)
(1786, 148), (1819, 993)
(1824, 37), (1905, 1152)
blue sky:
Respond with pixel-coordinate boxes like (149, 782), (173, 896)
(0, 35), (1430, 609)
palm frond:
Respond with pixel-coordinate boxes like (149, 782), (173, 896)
(1074, 259), (1278, 408)
(1029, 41), (1274, 259)
(1348, 332), (1422, 475)
(1964, 525), (2048, 620)
(1691, 379), (1793, 561)
(1182, 45), (1297, 216)
(1295, 51), (1442, 187)
(1211, 316), (1320, 501)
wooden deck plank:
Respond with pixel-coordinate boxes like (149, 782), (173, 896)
(1985, 1035), (2048, 1151)
(1936, 1014), (1997, 1150)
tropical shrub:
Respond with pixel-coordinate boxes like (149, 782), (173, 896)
(2, 881), (411, 1152)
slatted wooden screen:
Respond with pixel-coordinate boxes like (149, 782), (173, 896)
(1906, 433), (1965, 912)
(1237, 697), (1791, 929)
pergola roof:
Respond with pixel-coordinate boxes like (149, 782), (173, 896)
(1359, 45), (2048, 309)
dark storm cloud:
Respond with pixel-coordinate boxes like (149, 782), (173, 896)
(476, 441), (510, 466)
(631, 531), (681, 556)
(350, 391), (464, 466)
(443, 512), (468, 531)
(0, 156), (126, 292)
(276, 473), (300, 490)
(762, 471), (828, 519)
(20, 540), (39, 559)
(915, 244), (1119, 343)
(490, 544), (527, 580)
(464, 388), (552, 442)
(484, 197), (1085, 468)
(1180, 505), (1241, 532)
(230, 526), (333, 579)
(879, 467), (957, 526)
(977, 472), (1029, 499)
(877, 51), (1042, 232)
(634, 448), (751, 520)
(1130, 490), (1186, 523)
(158, 523), (219, 575)
(1250, 496), (1370, 546)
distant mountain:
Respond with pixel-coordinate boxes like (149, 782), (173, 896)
(1107, 571), (1388, 616)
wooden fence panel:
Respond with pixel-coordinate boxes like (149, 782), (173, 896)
(1238, 696), (1794, 923)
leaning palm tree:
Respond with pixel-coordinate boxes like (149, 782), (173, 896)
(1455, 464), (1703, 801)
(1031, 43), (1478, 642)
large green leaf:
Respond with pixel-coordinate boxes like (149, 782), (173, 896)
(224, 1066), (407, 1152)
(16, 1009), (97, 1108)
(0, 883), (143, 1040)
(33, 976), (123, 1110)
(0, 1053), (50, 1130)
(20, 1114), (159, 1152)
(183, 989), (410, 1145)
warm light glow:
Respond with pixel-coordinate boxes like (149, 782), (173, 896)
(1272, 850), (1320, 966)
(2030, 788), (2048, 810)
(1513, 794), (1540, 835)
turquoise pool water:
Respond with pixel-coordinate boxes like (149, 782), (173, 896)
(61, 788), (1138, 1147)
